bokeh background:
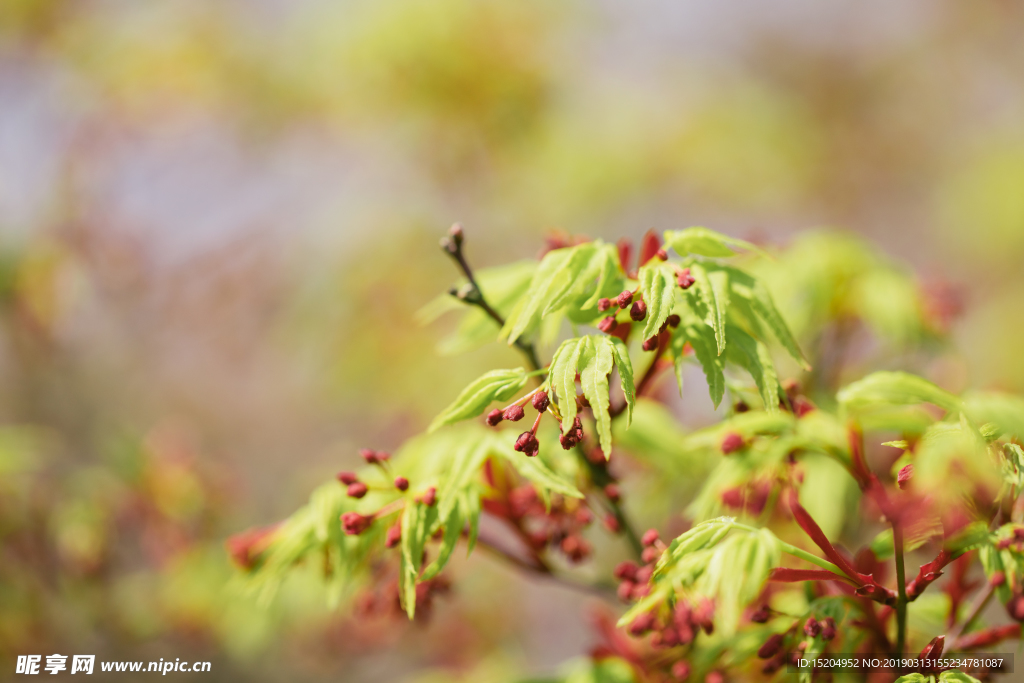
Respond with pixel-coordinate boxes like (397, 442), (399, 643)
(1, 0), (1023, 681)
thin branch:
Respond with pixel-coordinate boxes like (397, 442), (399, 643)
(440, 226), (541, 371)
(893, 522), (908, 656)
(948, 583), (995, 645)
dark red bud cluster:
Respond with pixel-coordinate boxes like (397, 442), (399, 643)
(641, 529), (660, 546)
(502, 485), (594, 564)
(804, 616), (821, 638)
(394, 476), (409, 491)
(598, 297), (612, 312)
(341, 511), (374, 535)
(598, 316), (617, 333)
(655, 248), (668, 261)
(617, 291), (634, 308)
(720, 481), (770, 516)
(720, 432), (744, 454)
(559, 416), (585, 449)
(503, 404), (526, 422)
(485, 408), (503, 426)
(758, 633), (784, 659)
(750, 605), (771, 623)
(532, 391), (550, 413)
(347, 482), (369, 498)
(514, 431), (540, 457)
(642, 336), (659, 352)
(630, 301), (647, 321)
(1008, 592), (1024, 622)
(677, 268), (695, 289)
(667, 314), (681, 328)
(360, 448), (390, 464)
(337, 471), (359, 485)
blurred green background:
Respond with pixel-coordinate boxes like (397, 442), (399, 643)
(1, 0), (1023, 680)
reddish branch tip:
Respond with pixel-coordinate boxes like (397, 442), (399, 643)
(896, 463), (914, 490)
(485, 408), (503, 426)
(394, 476), (409, 491)
(385, 523), (402, 548)
(641, 336), (659, 351)
(598, 316), (617, 333)
(758, 633), (784, 659)
(677, 268), (695, 289)
(597, 297), (612, 312)
(532, 391), (550, 413)
(337, 471), (359, 485)
(604, 483), (621, 502)
(616, 290), (634, 308)
(341, 511), (373, 535)
(720, 432), (744, 454)
(630, 300), (647, 322)
(667, 314), (681, 328)
(641, 529), (660, 547)
(347, 482), (369, 498)
(514, 431), (540, 457)
(503, 404), (526, 422)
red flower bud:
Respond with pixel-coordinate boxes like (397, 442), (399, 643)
(804, 616), (821, 638)
(617, 580), (636, 602)
(693, 598), (715, 634)
(597, 297), (612, 312)
(421, 486), (437, 507)
(655, 248), (668, 261)
(485, 408), (503, 426)
(642, 336), (659, 351)
(720, 432), (744, 454)
(503, 404), (525, 422)
(603, 513), (621, 533)
(341, 511), (373, 535)
(671, 661), (691, 680)
(758, 633), (784, 659)
(792, 396), (815, 417)
(630, 300), (647, 321)
(1008, 593), (1024, 622)
(604, 483), (621, 502)
(347, 482), (369, 499)
(448, 223), (464, 245)
(337, 471), (359, 485)
(677, 268), (695, 289)
(635, 564), (654, 584)
(667, 314), (681, 328)
(627, 612), (655, 636)
(614, 561), (639, 581)
(705, 671), (724, 683)
(575, 507), (594, 525)
(598, 316), (617, 333)
(641, 528), (660, 546)
(375, 450), (391, 462)
(394, 476), (409, 491)
(822, 617), (837, 641)
(617, 290), (634, 308)
(642, 546), (661, 564)
(359, 448), (379, 464)
(514, 431), (540, 456)
(385, 523), (402, 548)
(897, 464), (914, 490)
(750, 606), (770, 623)
(990, 571), (1007, 587)
(532, 391), (550, 413)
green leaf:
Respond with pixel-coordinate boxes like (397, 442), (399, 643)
(549, 337), (587, 434)
(503, 242), (622, 344)
(725, 267), (809, 369)
(938, 672), (981, 683)
(420, 503), (462, 581)
(1003, 443), (1024, 488)
(580, 337), (615, 453)
(673, 296), (725, 407)
(664, 227), (768, 258)
(610, 338), (635, 425)
(637, 262), (676, 340)
(399, 500), (436, 619)
(493, 436), (583, 499)
(893, 675), (932, 683)
(963, 391), (1024, 441)
(726, 325), (779, 413)
(429, 368), (529, 432)
(838, 372), (962, 414)
(690, 262), (727, 354)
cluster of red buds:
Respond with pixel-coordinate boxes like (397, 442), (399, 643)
(719, 479), (772, 516)
(508, 485), (594, 563)
(352, 572), (452, 622)
(756, 616), (836, 674)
